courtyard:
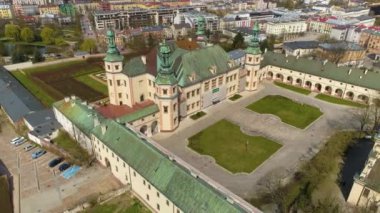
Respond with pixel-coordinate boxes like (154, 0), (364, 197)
(188, 119), (282, 173)
(246, 95), (323, 129)
(153, 82), (359, 198)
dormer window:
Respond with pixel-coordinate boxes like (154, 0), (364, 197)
(115, 65), (119, 70)
(189, 72), (196, 82)
(209, 65), (217, 74)
(228, 60), (234, 68)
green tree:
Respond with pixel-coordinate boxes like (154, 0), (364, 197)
(32, 49), (44, 63)
(20, 27), (34, 43)
(5, 24), (20, 41)
(55, 37), (67, 46)
(260, 36), (275, 52)
(232, 32), (245, 49)
(40, 27), (55, 45)
(80, 38), (97, 53)
(11, 47), (28, 63)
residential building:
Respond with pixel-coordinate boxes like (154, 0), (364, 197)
(283, 41), (319, 57)
(39, 4), (59, 15)
(13, 4), (38, 16)
(317, 42), (366, 66)
(265, 17), (307, 36)
(220, 11), (273, 30)
(0, 4), (12, 19)
(347, 136), (380, 211)
(330, 26), (350, 41)
(330, 6), (369, 18)
(222, 27), (266, 42)
(255, 0), (277, 10)
(173, 11), (219, 32)
(12, 0), (58, 5)
(346, 26), (363, 43)
(359, 28), (380, 54)
(167, 23), (192, 40)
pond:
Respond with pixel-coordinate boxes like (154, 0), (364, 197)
(0, 42), (49, 57)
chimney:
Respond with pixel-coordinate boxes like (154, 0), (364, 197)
(364, 69), (368, 75)
(323, 59), (328, 65)
(64, 97), (70, 103)
(141, 56), (146, 64)
(94, 115), (100, 127)
(348, 69), (352, 75)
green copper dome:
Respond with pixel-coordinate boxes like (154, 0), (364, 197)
(104, 29), (124, 62)
(196, 15), (206, 36)
(155, 40), (177, 85)
(245, 22), (261, 55)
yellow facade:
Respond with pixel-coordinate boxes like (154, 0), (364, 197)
(39, 5), (60, 15)
(0, 5), (12, 19)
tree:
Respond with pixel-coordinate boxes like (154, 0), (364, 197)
(11, 47), (28, 63)
(5, 24), (20, 41)
(32, 49), (44, 63)
(372, 99), (380, 131)
(232, 32), (245, 49)
(260, 36), (275, 52)
(355, 106), (372, 136)
(80, 38), (97, 53)
(375, 18), (380, 26)
(54, 37), (67, 46)
(40, 27), (55, 45)
(0, 56), (5, 65)
(20, 27), (34, 43)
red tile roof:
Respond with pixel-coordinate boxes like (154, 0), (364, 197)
(96, 100), (155, 119)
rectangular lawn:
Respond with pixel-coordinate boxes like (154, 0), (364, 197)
(274, 81), (311, 95)
(247, 95), (322, 129)
(188, 119), (282, 173)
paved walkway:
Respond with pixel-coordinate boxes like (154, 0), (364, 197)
(153, 82), (359, 199)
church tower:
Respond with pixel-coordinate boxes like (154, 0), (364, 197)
(104, 30), (125, 106)
(196, 16), (207, 45)
(155, 41), (179, 132)
(244, 22), (262, 91)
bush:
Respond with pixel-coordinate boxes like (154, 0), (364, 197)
(229, 94), (242, 101)
(190, 111), (206, 120)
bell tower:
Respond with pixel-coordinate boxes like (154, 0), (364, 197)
(244, 21), (262, 91)
(154, 40), (179, 132)
(104, 30), (125, 105)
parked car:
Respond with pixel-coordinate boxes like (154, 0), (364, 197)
(24, 144), (35, 152)
(10, 136), (24, 144)
(48, 157), (63, 168)
(14, 139), (27, 146)
(32, 149), (46, 159)
(58, 163), (70, 172)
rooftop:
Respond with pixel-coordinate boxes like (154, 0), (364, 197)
(366, 157), (380, 191)
(318, 42), (364, 51)
(228, 49), (246, 60)
(283, 40), (319, 50)
(0, 66), (44, 123)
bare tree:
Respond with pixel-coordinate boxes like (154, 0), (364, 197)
(371, 99), (380, 132)
(354, 106), (372, 136)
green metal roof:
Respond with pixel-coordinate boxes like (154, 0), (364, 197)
(155, 72), (178, 85)
(92, 119), (246, 213)
(245, 22), (261, 55)
(104, 53), (124, 62)
(262, 51), (380, 91)
(118, 104), (159, 123)
(53, 99), (104, 137)
(122, 57), (147, 77)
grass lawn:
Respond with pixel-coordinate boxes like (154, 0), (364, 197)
(11, 71), (61, 106)
(229, 94), (242, 101)
(190, 111), (206, 120)
(315, 94), (366, 108)
(188, 119), (282, 173)
(0, 176), (12, 213)
(75, 74), (108, 95)
(21, 60), (102, 75)
(247, 95), (323, 129)
(274, 81), (311, 95)
(85, 193), (150, 213)
(52, 131), (90, 165)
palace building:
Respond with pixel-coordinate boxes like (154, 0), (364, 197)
(99, 17), (380, 136)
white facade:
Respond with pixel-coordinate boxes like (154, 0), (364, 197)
(266, 19), (307, 36)
(173, 12), (219, 31)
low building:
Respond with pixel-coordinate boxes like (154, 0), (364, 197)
(13, 4), (39, 17)
(173, 11), (219, 32)
(222, 27), (266, 42)
(283, 41), (319, 57)
(347, 136), (380, 210)
(39, 4), (59, 15)
(330, 6), (369, 18)
(265, 17), (307, 36)
(359, 28), (380, 54)
(0, 4), (12, 19)
(330, 26), (350, 41)
(317, 42), (366, 66)
(168, 23), (191, 40)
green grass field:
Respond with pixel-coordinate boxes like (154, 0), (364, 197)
(0, 176), (12, 213)
(75, 75), (108, 95)
(85, 193), (150, 213)
(247, 95), (323, 129)
(315, 94), (366, 108)
(188, 119), (282, 173)
(274, 81), (311, 95)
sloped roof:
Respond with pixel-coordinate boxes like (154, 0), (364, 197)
(283, 41), (319, 50)
(228, 49), (246, 60)
(92, 119), (246, 213)
(118, 104), (159, 123)
(262, 51), (380, 90)
(122, 57), (147, 77)
(0, 66), (44, 123)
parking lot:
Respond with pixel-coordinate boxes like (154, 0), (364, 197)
(0, 113), (122, 213)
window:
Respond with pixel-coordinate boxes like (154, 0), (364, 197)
(173, 87), (176, 93)
(187, 92), (190, 99)
(163, 106), (168, 113)
(124, 80), (127, 86)
(187, 105), (190, 111)
(115, 65), (119, 70)
(204, 81), (210, 91)
(166, 200), (170, 206)
(118, 93), (122, 98)
(123, 162), (126, 168)
(163, 89), (168, 95)
(115, 166), (118, 172)
(117, 80), (120, 86)
(248, 57), (252, 62)
(107, 65), (111, 70)
(117, 157), (119, 162)
(177, 210), (180, 213)
(247, 71), (251, 76)
(234, 74), (237, 80)
(191, 91), (195, 97)
(212, 79), (217, 88)
(174, 117), (177, 124)
(196, 88), (200, 95)
(255, 71), (257, 76)
(246, 82), (249, 87)
(157, 192), (160, 197)
(149, 80), (151, 86)
(148, 184), (151, 190)
(218, 76), (223, 85)
(133, 171), (136, 176)
(109, 80), (112, 86)
(157, 204), (160, 210)
(173, 103), (176, 111)
(112, 153), (114, 158)
(192, 103), (195, 109)
(143, 180), (146, 185)
(196, 101), (199, 106)
(363, 188), (370, 198)
(146, 194), (150, 201)
(125, 175), (128, 181)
